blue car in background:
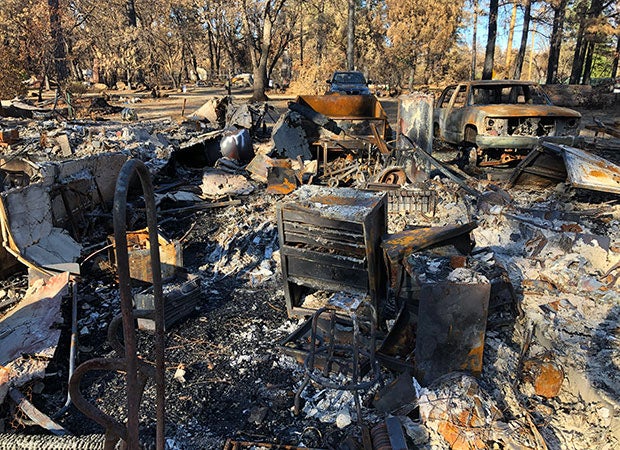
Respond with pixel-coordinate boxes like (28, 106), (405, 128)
(326, 71), (371, 95)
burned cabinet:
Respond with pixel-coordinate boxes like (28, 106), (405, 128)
(277, 186), (387, 317)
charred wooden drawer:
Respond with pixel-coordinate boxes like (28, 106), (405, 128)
(277, 186), (387, 317)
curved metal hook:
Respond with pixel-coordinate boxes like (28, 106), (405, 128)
(68, 357), (154, 449)
(112, 159), (165, 450)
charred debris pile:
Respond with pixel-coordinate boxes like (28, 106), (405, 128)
(1, 93), (620, 450)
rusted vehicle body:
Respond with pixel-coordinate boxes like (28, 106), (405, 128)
(296, 94), (389, 143)
(433, 80), (581, 165)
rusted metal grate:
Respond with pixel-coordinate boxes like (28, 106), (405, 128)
(364, 184), (437, 215)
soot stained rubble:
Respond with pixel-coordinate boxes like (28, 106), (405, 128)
(0, 92), (619, 450)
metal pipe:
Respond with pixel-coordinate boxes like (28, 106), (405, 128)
(294, 307), (329, 415)
(369, 305), (382, 388)
(53, 280), (79, 419)
(113, 166), (143, 449)
(351, 312), (362, 423)
(323, 310), (336, 377)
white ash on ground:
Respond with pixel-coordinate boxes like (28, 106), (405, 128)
(469, 183), (620, 449)
(1, 107), (620, 449)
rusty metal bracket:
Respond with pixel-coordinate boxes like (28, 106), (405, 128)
(69, 159), (166, 450)
(400, 135), (481, 197)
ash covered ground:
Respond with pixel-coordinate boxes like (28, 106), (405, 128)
(1, 93), (620, 449)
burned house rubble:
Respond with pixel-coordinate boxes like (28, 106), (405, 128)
(0, 91), (619, 450)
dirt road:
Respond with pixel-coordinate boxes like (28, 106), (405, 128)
(114, 85), (401, 126)
(117, 84), (615, 134)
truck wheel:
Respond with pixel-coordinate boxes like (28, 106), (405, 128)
(461, 126), (479, 167)
(464, 126), (477, 145)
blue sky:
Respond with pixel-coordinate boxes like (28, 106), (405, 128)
(462, 2), (551, 56)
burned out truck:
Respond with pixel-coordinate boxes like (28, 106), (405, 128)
(433, 80), (581, 166)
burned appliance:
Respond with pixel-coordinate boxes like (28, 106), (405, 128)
(276, 186), (387, 318)
(277, 186), (387, 316)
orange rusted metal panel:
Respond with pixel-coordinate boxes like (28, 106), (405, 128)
(553, 143), (620, 194)
(295, 94), (388, 144)
(266, 167), (298, 195)
(296, 94), (387, 119)
(108, 229), (182, 283)
(437, 421), (487, 450)
(464, 104), (581, 118)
